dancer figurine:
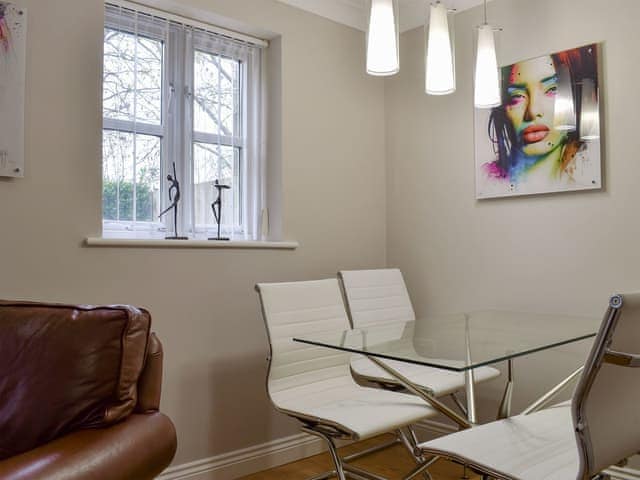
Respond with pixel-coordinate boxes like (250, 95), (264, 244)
(209, 180), (231, 241)
(159, 162), (188, 240)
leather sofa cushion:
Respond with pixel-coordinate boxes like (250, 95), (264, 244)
(0, 301), (151, 460)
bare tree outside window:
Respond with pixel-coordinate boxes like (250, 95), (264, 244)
(102, 28), (162, 224)
(192, 50), (242, 230)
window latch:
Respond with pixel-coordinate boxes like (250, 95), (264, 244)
(168, 83), (176, 114)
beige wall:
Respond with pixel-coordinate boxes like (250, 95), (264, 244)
(386, 0), (640, 417)
(6, 0), (636, 469)
(0, 0), (386, 465)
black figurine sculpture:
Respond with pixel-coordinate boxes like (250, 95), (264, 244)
(209, 179), (231, 241)
(159, 162), (188, 240)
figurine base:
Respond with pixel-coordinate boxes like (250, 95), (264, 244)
(165, 236), (189, 240)
(208, 237), (230, 241)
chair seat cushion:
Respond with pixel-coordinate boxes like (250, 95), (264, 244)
(418, 404), (579, 480)
(351, 355), (501, 397)
(270, 374), (438, 440)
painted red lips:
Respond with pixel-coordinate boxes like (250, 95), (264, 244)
(522, 125), (549, 144)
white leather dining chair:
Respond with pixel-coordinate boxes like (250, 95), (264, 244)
(338, 269), (500, 404)
(256, 279), (439, 480)
(416, 293), (640, 480)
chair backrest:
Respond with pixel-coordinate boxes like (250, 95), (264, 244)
(339, 269), (415, 328)
(256, 279), (352, 397)
(572, 293), (640, 478)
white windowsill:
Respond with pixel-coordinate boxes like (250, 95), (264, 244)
(85, 237), (298, 250)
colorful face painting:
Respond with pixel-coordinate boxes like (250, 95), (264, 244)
(474, 44), (602, 199)
(0, 3), (9, 53)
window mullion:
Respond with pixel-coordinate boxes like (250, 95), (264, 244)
(182, 28), (195, 237)
(132, 12), (139, 224)
(161, 25), (178, 235)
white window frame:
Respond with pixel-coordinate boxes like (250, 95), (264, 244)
(102, 3), (264, 240)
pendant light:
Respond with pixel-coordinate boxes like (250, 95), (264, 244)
(366, 0), (399, 76)
(474, 0), (500, 108)
(425, 1), (455, 95)
(553, 64), (576, 131)
(580, 78), (600, 140)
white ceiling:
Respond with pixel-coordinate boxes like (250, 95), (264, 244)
(277, 0), (489, 33)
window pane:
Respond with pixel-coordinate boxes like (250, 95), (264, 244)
(193, 51), (240, 136)
(193, 142), (239, 228)
(103, 28), (163, 125)
(135, 135), (162, 221)
(103, 130), (161, 222)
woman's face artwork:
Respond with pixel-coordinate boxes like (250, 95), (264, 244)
(504, 55), (568, 158)
(0, 4), (9, 54)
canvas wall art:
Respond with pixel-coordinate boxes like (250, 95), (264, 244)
(475, 44), (602, 199)
(0, 2), (26, 178)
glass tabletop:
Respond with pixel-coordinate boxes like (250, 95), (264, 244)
(293, 310), (602, 372)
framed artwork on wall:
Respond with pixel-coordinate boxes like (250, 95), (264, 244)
(475, 43), (602, 199)
(0, 1), (26, 178)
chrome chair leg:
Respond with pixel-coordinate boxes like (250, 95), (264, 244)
(325, 436), (347, 480)
(405, 426), (433, 480)
(397, 428), (419, 459)
(398, 427), (427, 465)
(402, 456), (439, 480)
(397, 427), (439, 480)
(302, 427), (348, 480)
(451, 393), (468, 417)
(407, 425), (421, 450)
(342, 436), (401, 463)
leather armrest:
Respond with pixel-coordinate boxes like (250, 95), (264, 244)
(136, 333), (164, 413)
(0, 413), (177, 480)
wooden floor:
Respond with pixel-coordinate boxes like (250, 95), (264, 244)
(239, 434), (479, 480)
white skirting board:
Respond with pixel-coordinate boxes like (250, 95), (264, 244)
(156, 421), (640, 480)
(156, 432), (326, 480)
(155, 419), (453, 480)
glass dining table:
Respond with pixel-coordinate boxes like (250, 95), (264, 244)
(293, 310), (602, 429)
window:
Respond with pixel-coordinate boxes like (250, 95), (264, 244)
(102, 3), (265, 240)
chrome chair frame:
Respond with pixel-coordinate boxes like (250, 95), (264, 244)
(418, 293), (640, 480)
(256, 281), (437, 480)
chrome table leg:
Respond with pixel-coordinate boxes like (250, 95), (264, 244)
(365, 355), (472, 430)
(464, 316), (477, 424)
(497, 358), (514, 419)
(522, 366), (583, 415)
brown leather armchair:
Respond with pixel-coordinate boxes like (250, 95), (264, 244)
(0, 301), (177, 480)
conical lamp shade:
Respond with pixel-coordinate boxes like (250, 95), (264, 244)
(580, 78), (599, 140)
(474, 24), (500, 108)
(366, 0), (399, 76)
(425, 2), (455, 95)
(553, 64), (576, 131)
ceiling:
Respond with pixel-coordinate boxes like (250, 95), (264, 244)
(276, 0), (490, 33)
